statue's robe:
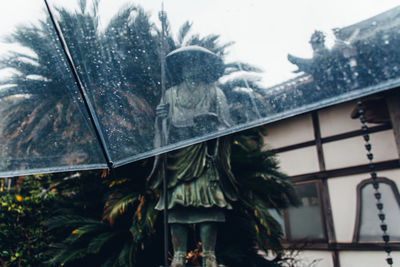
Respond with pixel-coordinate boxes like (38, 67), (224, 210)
(148, 82), (238, 223)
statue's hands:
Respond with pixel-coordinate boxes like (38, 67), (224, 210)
(194, 112), (219, 134)
(156, 103), (169, 120)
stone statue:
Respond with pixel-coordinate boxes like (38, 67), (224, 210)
(148, 46), (238, 267)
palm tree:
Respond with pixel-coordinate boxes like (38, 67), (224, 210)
(0, 14), (105, 170)
(0, 1), (160, 172)
(45, 127), (298, 267)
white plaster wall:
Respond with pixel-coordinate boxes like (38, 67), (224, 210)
(276, 146), (319, 176)
(282, 250), (334, 267)
(263, 114), (314, 149)
(339, 251), (400, 267)
(328, 174), (368, 242)
(328, 169), (400, 242)
(323, 130), (398, 170)
(318, 101), (365, 138)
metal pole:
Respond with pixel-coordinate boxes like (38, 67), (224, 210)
(159, 3), (169, 266)
(43, 0), (114, 170)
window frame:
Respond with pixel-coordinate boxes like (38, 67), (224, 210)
(353, 177), (400, 242)
(282, 180), (328, 242)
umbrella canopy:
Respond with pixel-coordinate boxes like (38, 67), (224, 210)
(1, 1), (400, 177)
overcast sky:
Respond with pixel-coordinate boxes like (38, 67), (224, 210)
(1, 0), (399, 86)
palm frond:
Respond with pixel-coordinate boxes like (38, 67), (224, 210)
(87, 231), (119, 254)
(45, 215), (102, 231)
(224, 61), (263, 74)
(79, 0), (87, 14)
(50, 246), (88, 265)
(103, 192), (138, 224)
(177, 21), (192, 46)
(117, 241), (134, 267)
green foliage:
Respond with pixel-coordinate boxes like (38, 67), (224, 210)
(216, 128), (299, 266)
(0, 130), (298, 267)
(0, 175), (56, 266)
(42, 128), (299, 267)
(44, 162), (164, 267)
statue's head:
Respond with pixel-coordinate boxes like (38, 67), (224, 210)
(180, 61), (204, 82)
(166, 46), (225, 85)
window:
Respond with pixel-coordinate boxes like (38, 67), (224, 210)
(271, 182), (326, 241)
(353, 177), (400, 242)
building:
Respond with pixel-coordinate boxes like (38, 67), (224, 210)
(263, 89), (400, 266)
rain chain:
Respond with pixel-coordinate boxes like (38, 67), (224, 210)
(357, 100), (393, 267)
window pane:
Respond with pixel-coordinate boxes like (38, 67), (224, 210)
(359, 183), (400, 241)
(287, 183), (325, 240)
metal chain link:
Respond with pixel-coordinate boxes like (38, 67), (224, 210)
(357, 100), (393, 267)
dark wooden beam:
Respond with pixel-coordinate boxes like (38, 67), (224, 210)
(386, 91), (400, 160)
(312, 111), (326, 171)
(321, 123), (392, 144)
(312, 111), (338, 267)
(270, 123), (391, 154)
(289, 159), (400, 183)
(332, 250), (341, 267)
(270, 140), (316, 154)
(282, 241), (400, 251)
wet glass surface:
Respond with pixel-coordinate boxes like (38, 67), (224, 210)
(0, 0), (107, 177)
(1, 0), (400, 175)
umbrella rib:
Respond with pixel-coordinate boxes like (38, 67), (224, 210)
(43, 0), (114, 169)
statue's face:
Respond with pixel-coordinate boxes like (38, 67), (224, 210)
(181, 61), (203, 83)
